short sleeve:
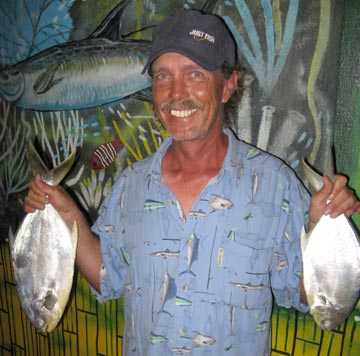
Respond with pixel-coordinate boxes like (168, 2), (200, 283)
(90, 175), (128, 303)
(270, 168), (310, 312)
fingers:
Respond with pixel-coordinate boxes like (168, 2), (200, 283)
(323, 175), (359, 218)
(24, 174), (52, 213)
(309, 174), (359, 227)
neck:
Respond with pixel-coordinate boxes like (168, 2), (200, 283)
(165, 129), (228, 172)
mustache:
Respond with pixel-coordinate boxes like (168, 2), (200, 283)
(160, 99), (204, 111)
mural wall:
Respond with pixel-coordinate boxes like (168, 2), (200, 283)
(0, 0), (359, 355)
(334, 0), (360, 228)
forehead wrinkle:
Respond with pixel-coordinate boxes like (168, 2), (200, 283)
(153, 55), (207, 73)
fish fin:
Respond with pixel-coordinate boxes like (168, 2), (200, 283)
(129, 88), (153, 103)
(28, 140), (78, 185)
(301, 158), (324, 192)
(33, 62), (62, 94)
(27, 139), (50, 178)
(48, 149), (78, 186)
(88, 0), (131, 41)
(300, 225), (310, 253)
(323, 148), (335, 182)
(33, 136), (54, 170)
(302, 150), (336, 192)
(8, 226), (15, 251)
(70, 220), (78, 252)
(201, 0), (219, 13)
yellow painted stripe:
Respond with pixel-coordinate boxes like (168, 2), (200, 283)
(272, 0), (283, 55)
(113, 120), (141, 161)
(308, 0), (331, 163)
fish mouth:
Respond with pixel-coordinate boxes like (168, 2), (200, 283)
(0, 68), (25, 102)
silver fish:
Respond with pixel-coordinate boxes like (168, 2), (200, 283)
(191, 332), (216, 347)
(150, 249), (180, 258)
(251, 170), (259, 202)
(186, 232), (197, 271)
(158, 271), (176, 315)
(9, 141), (78, 332)
(0, 0), (151, 111)
(208, 194), (233, 211)
(230, 282), (266, 291)
(172, 347), (191, 354)
(301, 158), (360, 330)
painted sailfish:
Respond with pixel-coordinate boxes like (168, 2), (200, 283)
(9, 140), (78, 332)
(158, 271), (176, 316)
(301, 157), (360, 330)
(0, 0), (152, 111)
(180, 232), (199, 276)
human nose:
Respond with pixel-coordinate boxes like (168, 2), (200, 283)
(170, 75), (188, 100)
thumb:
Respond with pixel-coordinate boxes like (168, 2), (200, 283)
(317, 175), (335, 203)
(309, 176), (334, 228)
(33, 174), (54, 198)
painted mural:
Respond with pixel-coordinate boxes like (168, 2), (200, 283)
(0, 0), (359, 355)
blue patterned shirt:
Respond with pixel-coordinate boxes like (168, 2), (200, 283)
(91, 129), (310, 356)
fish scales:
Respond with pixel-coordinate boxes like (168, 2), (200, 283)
(12, 207), (77, 332)
(0, 0), (152, 110)
(10, 141), (78, 332)
(301, 214), (360, 330)
(301, 158), (360, 330)
(18, 40), (151, 109)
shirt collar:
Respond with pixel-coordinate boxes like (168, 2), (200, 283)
(147, 128), (240, 179)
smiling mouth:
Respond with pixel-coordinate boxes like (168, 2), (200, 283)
(170, 109), (197, 118)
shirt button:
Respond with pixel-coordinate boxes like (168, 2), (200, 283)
(182, 284), (190, 292)
(178, 328), (186, 336)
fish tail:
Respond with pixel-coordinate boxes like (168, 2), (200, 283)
(301, 158), (324, 192)
(179, 269), (196, 277)
(157, 309), (172, 317)
(28, 140), (78, 186)
(8, 226), (15, 251)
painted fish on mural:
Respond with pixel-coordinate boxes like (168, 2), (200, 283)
(9, 140), (78, 332)
(90, 135), (124, 170)
(0, 0), (221, 112)
(0, 0), (152, 111)
(300, 157), (360, 330)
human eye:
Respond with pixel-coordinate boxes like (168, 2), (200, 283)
(153, 72), (171, 82)
(190, 70), (206, 80)
(183, 69), (207, 85)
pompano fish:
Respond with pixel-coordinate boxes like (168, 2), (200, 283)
(9, 141), (78, 332)
(301, 157), (360, 330)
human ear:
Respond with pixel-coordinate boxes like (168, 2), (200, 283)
(222, 71), (238, 103)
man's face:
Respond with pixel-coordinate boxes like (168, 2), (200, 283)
(151, 53), (236, 142)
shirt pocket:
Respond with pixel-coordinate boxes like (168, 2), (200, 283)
(201, 234), (273, 311)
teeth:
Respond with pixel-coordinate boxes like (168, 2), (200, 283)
(170, 109), (197, 117)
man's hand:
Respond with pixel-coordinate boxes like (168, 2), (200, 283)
(24, 174), (79, 229)
(309, 175), (360, 229)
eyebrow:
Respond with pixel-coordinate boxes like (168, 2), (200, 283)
(153, 63), (206, 74)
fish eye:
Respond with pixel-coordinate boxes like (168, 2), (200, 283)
(1, 73), (9, 80)
(36, 318), (45, 329)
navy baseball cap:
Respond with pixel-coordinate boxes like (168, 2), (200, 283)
(142, 10), (237, 74)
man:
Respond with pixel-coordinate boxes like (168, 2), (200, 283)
(24, 10), (360, 356)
